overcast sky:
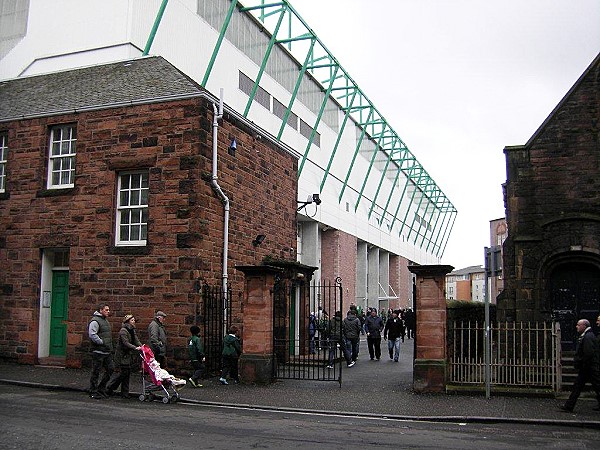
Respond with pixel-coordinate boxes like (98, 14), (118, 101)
(290, 0), (600, 270)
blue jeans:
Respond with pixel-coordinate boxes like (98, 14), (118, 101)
(387, 337), (401, 361)
(345, 337), (360, 361)
(328, 338), (351, 366)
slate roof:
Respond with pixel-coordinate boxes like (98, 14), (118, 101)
(449, 265), (485, 276)
(0, 56), (204, 122)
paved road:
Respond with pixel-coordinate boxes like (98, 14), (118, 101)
(0, 384), (597, 450)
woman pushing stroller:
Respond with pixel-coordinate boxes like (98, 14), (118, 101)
(106, 314), (142, 398)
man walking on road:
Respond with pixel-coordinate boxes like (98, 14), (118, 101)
(561, 318), (600, 412)
(88, 304), (114, 399)
(343, 308), (362, 363)
(383, 310), (403, 362)
(365, 308), (384, 360)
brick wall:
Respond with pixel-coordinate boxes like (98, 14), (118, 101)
(0, 96), (298, 365)
(320, 229), (357, 311)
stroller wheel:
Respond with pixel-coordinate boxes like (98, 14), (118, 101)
(162, 397), (170, 404)
(138, 394), (146, 402)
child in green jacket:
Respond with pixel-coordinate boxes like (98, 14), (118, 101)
(219, 325), (241, 385)
(187, 326), (205, 388)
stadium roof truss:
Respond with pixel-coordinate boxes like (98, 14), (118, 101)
(144, 0), (457, 257)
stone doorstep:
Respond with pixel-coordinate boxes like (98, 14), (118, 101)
(37, 356), (67, 368)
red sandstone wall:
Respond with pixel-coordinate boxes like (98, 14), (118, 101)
(320, 229), (356, 312)
(0, 97), (298, 364)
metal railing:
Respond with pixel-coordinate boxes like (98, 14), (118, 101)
(448, 321), (561, 391)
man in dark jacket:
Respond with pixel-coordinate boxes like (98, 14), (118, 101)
(343, 309), (362, 363)
(561, 319), (600, 412)
(106, 314), (142, 398)
(365, 308), (384, 360)
(384, 310), (404, 362)
(88, 304), (114, 399)
(327, 311), (353, 368)
(148, 310), (168, 368)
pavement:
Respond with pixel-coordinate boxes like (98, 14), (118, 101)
(1, 337), (599, 429)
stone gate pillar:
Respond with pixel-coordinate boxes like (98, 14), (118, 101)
(235, 265), (283, 384)
(408, 264), (454, 393)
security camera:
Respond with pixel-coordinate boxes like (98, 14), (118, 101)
(312, 193), (321, 205)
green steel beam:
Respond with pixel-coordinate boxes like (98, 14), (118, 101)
(277, 37), (316, 140)
(397, 169), (426, 235)
(388, 163), (421, 231)
(339, 108), (373, 201)
(298, 64), (340, 175)
(378, 166), (402, 226)
(201, 0), (239, 86)
(405, 184), (427, 241)
(243, 6), (287, 117)
(426, 205), (449, 253)
(413, 195), (433, 246)
(437, 211), (457, 258)
(367, 142), (398, 219)
(142, 0), (169, 56)
(354, 125), (390, 212)
(320, 87), (358, 191)
(201, 0), (457, 257)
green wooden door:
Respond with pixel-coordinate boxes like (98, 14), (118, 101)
(50, 271), (69, 356)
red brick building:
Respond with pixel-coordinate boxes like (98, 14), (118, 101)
(499, 53), (600, 349)
(0, 57), (298, 367)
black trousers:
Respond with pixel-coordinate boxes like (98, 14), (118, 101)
(221, 355), (239, 381)
(106, 366), (132, 395)
(565, 366), (600, 410)
(367, 337), (382, 359)
(89, 352), (114, 394)
(190, 360), (205, 382)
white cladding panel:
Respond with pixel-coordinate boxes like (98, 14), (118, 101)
(0, 0), (444, 265)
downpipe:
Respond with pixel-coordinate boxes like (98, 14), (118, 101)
(211, 91), (230, 336)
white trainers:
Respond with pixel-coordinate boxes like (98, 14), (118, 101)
(326, 365), (334, 369)
(219, 377), (228, 385)
(347, 361), (355, 368)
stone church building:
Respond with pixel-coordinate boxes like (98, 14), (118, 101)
(499, 52), (600, 350)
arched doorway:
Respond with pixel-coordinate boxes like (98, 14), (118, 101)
(549, 262), (600, 351)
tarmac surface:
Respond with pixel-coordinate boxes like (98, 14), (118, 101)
(1, 336), (599, 429)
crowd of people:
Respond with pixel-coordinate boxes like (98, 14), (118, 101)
(87, 304), (240, 400)
(311, 303), (416, 369)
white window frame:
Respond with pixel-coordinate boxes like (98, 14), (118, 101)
(116, 171), (149, 246)
(0, 133), (7, 193)
(47, 125), (76, 189)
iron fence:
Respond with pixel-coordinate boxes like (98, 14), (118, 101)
(273, 277), (343, 385)
(448, 321), (561, 391)
(202, 282), (231, 375)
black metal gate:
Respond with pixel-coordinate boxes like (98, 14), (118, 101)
(201, 282), (231, 375)
(273, 277), (344, 385)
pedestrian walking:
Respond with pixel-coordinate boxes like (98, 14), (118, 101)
(148, 310), (168, 368)
(105, 314), (142, 398)
(188, 325), (205, 388)
(87, 304), (114, 399)
(404, 308), (415, 339)
(365, 308), (384, 360)
(343, 308), (362, 362)
(220, 325), (242, 385)
(327, 311), (353, 368)
(383, 311), (403, 362)
(308, 312), (317, 354)
(560, 319), (600, 412)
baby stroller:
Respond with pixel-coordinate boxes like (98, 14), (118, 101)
(138, 344), (186, 404)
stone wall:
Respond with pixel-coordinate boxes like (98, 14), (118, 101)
(0, 97), (298, 366)
(499, 53), (600, 322)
